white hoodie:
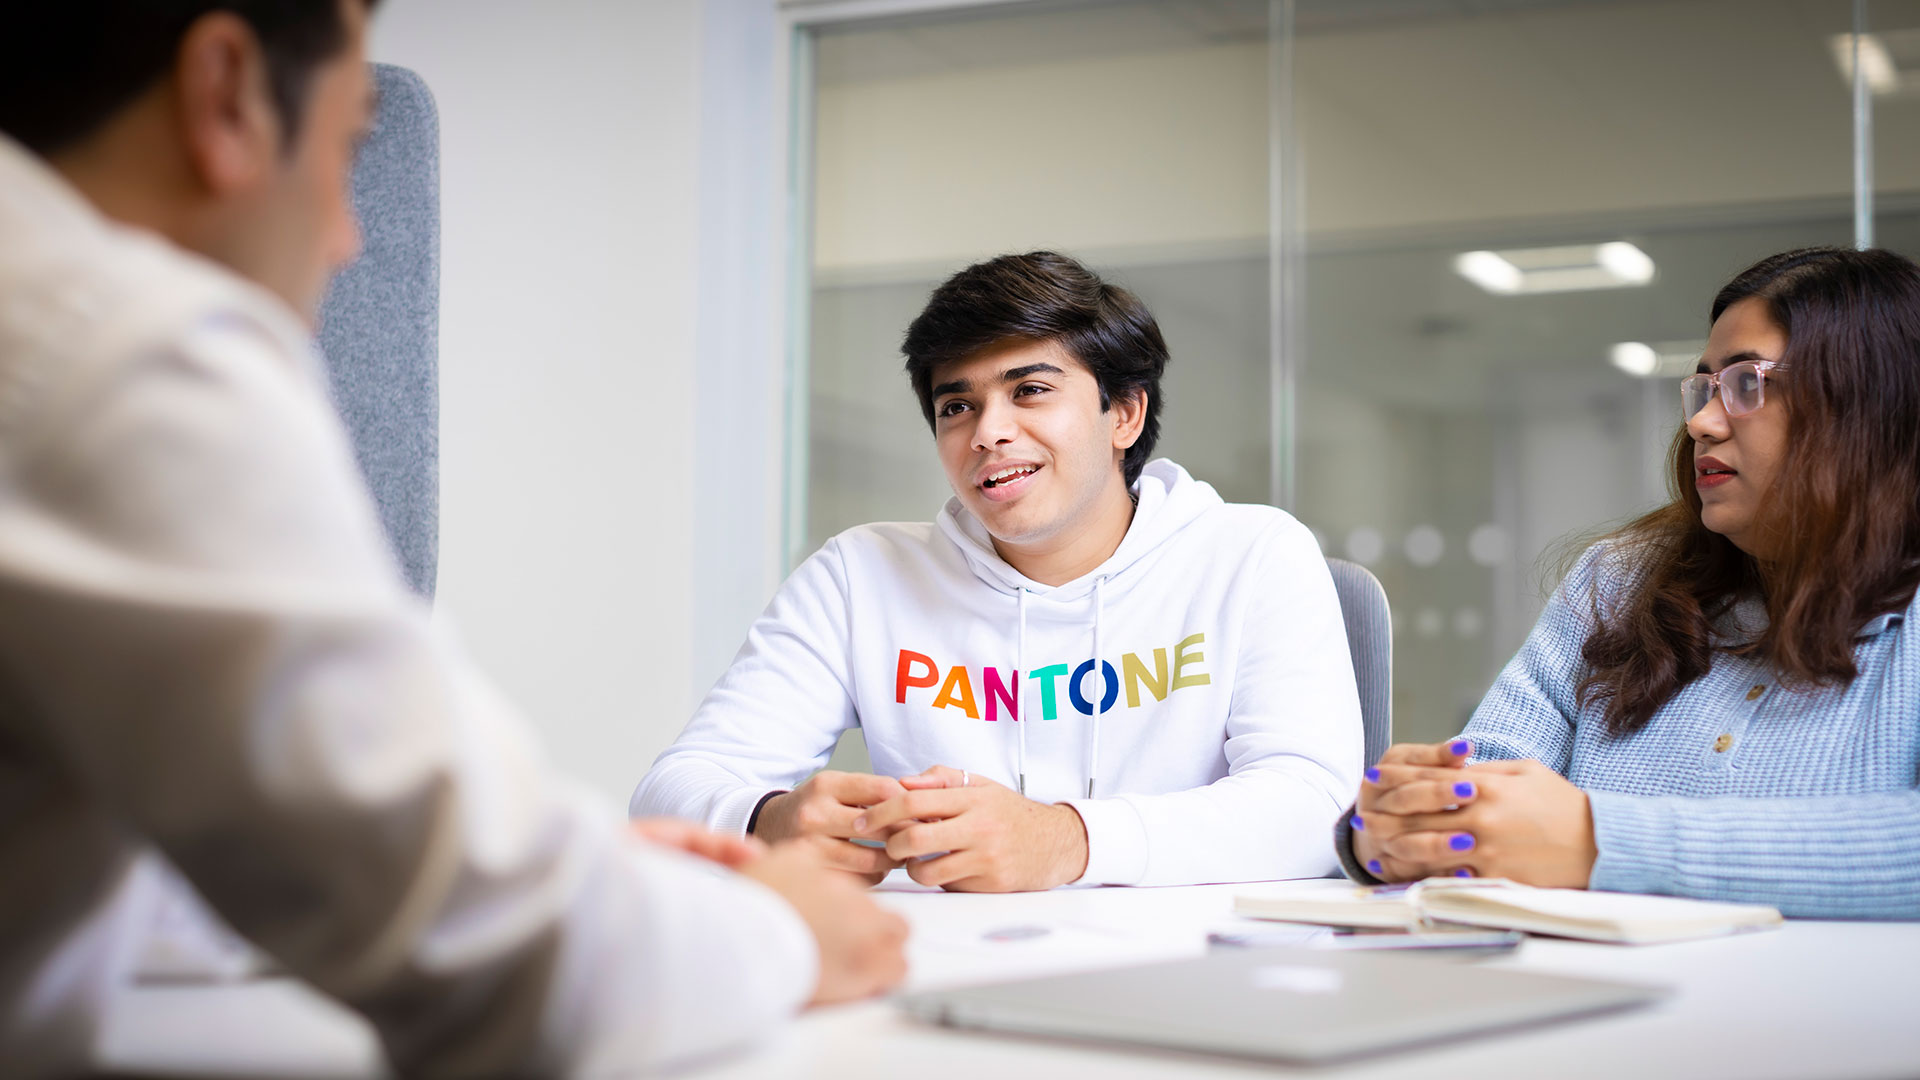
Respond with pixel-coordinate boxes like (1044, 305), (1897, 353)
(634, 460), (1362, 886)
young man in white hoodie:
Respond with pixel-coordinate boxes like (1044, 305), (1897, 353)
(634, 252), (1363, 891)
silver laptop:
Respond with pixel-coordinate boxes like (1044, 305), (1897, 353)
(897, 947), (1665, 1064)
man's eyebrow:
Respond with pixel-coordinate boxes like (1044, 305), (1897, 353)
(933, 362), (1065, 400)
(1000, 362), (1065, 382)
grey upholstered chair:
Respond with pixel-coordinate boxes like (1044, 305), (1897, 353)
(1325, 557), (1391, 767)
(316, 63), (440, 599)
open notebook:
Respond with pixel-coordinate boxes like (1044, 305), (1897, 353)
(1234, 878), (1783, 945)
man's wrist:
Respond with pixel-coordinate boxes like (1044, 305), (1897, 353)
(746, 790), (788, 837)
(1050, 802), (1091, 886)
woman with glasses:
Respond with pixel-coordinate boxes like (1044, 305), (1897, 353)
(1336, 247), (1920, 917)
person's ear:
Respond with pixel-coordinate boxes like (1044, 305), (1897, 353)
(1111, 388), (1148, 451)
(173, 13), (282, 196)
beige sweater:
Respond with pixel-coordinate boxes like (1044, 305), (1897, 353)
(0, 135), (814, 1077)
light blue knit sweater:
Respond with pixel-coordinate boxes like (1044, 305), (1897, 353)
(1341, 543), (1920, 919)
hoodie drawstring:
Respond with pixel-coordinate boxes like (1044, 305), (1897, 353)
(1016, 587), (1029, 796)
(1088, 575), (1107, 798)
(1014, 576), (1108, 800)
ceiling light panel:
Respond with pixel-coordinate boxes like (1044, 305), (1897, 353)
(1831, 32), (1909, 95)
(1609, 339), (1706, 379)
(1453, 241), (1657, 295)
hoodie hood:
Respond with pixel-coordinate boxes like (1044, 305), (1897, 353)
(935, 458), (1221, 602)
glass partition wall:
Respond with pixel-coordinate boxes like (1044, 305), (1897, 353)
(791, 0), (1918, 749)
(801, 0), (1280, 556)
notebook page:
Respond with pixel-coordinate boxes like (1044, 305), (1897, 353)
(1418, 880), (1782, 943)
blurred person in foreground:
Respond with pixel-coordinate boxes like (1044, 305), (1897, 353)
(0, 1), (905, 1075)
(1341, 247), (1920, 919)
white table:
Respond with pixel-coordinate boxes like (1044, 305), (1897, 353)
(100, 876), (1920, 1078)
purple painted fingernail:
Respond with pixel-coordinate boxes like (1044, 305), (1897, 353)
(1449, 739), (1472, 756)
(853, 816), (868, 831)
(1351, 815), (1365, 831)
(1367, 859), (1382, 874)
(1453, 781), (1475, 798)
(1454, 868), (1472, 878)
(1365, 767), (1381, 783)
(1449, 833), (1475, 852)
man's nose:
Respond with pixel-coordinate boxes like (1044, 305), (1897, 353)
(972, 400), (1018, 450)
(329, 207), (364, 272)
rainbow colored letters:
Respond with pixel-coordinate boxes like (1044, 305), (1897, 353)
(893, 633), (1212, 721)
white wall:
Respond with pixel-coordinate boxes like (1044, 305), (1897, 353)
(371, 0), (706, 807)
(690, 0), (791, 710)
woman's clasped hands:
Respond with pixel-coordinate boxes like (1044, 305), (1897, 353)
(1350, 739), (1600, 888)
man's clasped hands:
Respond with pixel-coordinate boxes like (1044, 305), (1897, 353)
(751, 767), (1091, 892)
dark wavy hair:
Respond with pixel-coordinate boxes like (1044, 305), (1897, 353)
(902, 251), (1169, 486)
(1578, 247), (1920, 735)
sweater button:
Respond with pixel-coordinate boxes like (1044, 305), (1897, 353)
(1713, 733), (1734, 753)
(1745, 684), (1766, 701)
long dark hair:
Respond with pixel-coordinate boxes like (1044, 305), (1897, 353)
(1578, 247), (1920, 735)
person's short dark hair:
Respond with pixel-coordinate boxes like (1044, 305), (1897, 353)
(0, 0), (379, 156)
(902, 251), (1169, 487)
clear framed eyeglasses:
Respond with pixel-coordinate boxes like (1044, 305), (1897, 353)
(1680, 359), (1786, 419)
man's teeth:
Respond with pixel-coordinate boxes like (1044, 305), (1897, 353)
(983, 465), (1038, 487)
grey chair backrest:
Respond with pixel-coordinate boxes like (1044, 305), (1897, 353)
(316, 63), (440, 599)
(1325, 557), (1391, 767)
